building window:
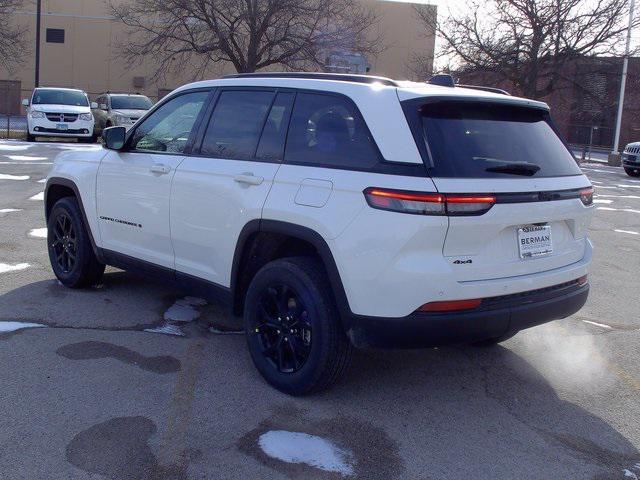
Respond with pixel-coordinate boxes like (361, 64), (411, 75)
(46, 28), (65, 44)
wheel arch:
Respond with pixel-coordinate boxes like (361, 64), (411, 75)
(45, 177), (103, 261)
(231, 220), (351, 322)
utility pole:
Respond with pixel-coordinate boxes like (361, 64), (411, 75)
(610, 0), (635, 165)
(34, 0), (42, 88)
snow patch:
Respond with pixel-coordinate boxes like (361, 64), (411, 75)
(144, 323), (186, 337)
(617, 184), (640, 189)
(0, 263), (30, 273)
(29, 191), (44, 201)
(0, 208), (21, 214)
(37, 178), (46, 183)
(593, 199), (613, 204)
(0, 161), (52, 165)
(596, 194), (640, 199)
(0, 173), (29, 180)
(145, 296), (208, 337)
(6, 155), (48, 161)
(29, 228), (47, 238)
(164, 297), (207, 322)
(598, 206), (640, 214)
(0, 321), (45, 333)
(0, 143), (30, 151)
(582, 320), (613, 330)
(615, 229), (639, 235)
(258, 430), (355, 476)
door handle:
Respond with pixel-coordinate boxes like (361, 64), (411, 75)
(234, 173), (264, 186)
(150, 163), (171, 174)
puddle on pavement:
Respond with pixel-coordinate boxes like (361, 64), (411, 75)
(56, 341), (181, 374)
(66, 416), (197, 480)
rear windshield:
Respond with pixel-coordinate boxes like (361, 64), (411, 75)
(415, 101), (581, 178)
(32, 89), (88, 107)
(111, 96), (153, 110)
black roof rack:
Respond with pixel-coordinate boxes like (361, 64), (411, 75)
(223, 72), (399, 87)
(427, 74), (510, 95)
(457, 84), (510, 96)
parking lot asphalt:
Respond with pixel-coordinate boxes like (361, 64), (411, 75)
(0, 140), (639, 480)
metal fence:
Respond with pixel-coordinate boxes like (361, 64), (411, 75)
(0, 115), (28, 140)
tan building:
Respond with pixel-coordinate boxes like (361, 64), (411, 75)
(0, 0), (436, 114)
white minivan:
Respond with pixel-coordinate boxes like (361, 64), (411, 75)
(23, 87), (97, 142)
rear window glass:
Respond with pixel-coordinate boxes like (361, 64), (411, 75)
(416, 102), (581, 178)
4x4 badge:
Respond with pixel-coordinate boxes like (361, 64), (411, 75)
(453, 259), (472, 264)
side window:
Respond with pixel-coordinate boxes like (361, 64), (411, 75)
(255, 92), (294, 162)
(284, 93), (380, 169)
(200, 90), (275, 160)
(130, 91), (208, 154)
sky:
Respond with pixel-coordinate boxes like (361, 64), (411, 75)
(383, 0), (640, 69)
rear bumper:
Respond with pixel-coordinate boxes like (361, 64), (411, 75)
(344, 281), (589, 349)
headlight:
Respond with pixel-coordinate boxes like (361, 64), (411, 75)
(30, 110), (45, 119)
(78, 113), (93, 121)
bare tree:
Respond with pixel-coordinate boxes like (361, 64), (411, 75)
(415, 0), (640, 99)
(0, 0), (28, 71)
(108, 0), (383, 80)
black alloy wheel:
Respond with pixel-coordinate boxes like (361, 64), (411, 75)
(254, 284), (313, 373)
(51, 212), (77, 274)
(47, 197), (105, 288)
(244, 257), (352, 395)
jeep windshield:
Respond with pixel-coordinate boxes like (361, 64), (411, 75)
(32, 89), (89, 107)
(111, 96), (153, 110)
(408, 100), (582, 178)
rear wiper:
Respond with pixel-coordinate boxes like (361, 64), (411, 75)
(485, 162), (541, 176)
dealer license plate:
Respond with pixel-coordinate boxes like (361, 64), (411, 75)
(518, 224), (553, 259)
(56, 123), (68, 131)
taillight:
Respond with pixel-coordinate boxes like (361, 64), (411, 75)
(577, 274), (588, 286)
(580, 187), (594, 206)
(363, 188), (495, 216)
(445, 195), (496, 215)
(418, 298), (482, 312)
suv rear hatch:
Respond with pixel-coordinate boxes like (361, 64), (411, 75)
(401, 95), (593, 282)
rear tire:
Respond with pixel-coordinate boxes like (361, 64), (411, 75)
(624, 167), (640, 177)
(47, 197), (105, 288)
(244, 257), (352, 395)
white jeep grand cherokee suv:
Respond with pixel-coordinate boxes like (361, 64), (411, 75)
(44, 73), (594, 394)
(24, 87), (97, 142)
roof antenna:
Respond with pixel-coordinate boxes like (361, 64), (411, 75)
(427, 74), (455, 87)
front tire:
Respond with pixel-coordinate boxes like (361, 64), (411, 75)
(244, 257), (352, 395)
(47, 197), (105, 288)
(624, 167), (640, 177)
(27, 133), (36, 142)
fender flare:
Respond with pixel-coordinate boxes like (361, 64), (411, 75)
(45, 177), (103, 262)
(231, 219), (352, 320)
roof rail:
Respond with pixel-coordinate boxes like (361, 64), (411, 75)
(457, 84), (510, 96)
(223, 72), (399, 87)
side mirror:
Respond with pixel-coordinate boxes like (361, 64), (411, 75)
(99, 103), (108, 110)
(22, 99), (29, 106)
(102, 126), (126, 150)
(90, 101), (99, 109)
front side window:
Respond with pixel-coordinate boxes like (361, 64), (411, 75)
(32, 89), (88, 107)
(130, 91), (208, 154)
(111, 95), (153, 110)
(200, 90), (275, 160)
(416, 101), (582, 178)
(284, 93), (380, 169)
